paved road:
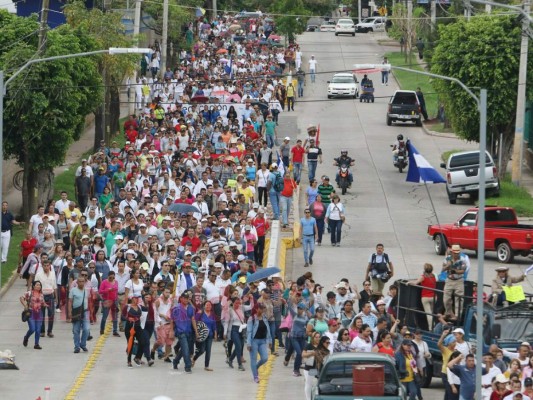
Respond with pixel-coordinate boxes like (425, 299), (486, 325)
(265, 29), (533, 400)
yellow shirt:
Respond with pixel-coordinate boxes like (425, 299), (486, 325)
(401, 353), (415, 383)
(441, 347), (453, 374)
(286, 85), (295, 97)
(239, 186), (254, 204)
(64, 208), (82, 220)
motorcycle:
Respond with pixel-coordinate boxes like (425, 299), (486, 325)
(338, 166), (350, 195)
(391, 144), (408, 173)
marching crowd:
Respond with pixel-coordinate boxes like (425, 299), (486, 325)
(2, 9), (533, 400)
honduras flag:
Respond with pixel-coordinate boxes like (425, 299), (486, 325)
(406, 140), (446, 184)
(224, 55), (233, 78)
(276, 151), (285, 176)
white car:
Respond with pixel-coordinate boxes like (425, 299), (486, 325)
(327, 73), (359, 99)
(355, 17), (386, 33)
(335, 18), (356, 36)
(319, 21), (336, 32)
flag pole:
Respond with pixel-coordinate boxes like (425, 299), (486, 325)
(424, 181), (442, 228)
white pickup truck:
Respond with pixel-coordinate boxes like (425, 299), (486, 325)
(440, 150), (500, 204)
(355, 17), (386, 33)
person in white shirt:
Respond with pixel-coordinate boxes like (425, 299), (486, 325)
(56, 191), (70, 214)
(192, 195), (209, 221)
(75, 159), (94, 178)
(34, 260), (57, 337)
(452, 328), (472, 363)
(350, 324), (373, 352)
(308, 55), (318, 83)
(481, 353), (502, 400)
(501, 342), (531, 367)
(324, 319), (339, 353)
(119, 191), (138, 215)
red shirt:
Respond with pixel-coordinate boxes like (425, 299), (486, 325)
(180, 236), (201, 252)
(125, 129), (138, 143)
(21, 238), (38, 259)
(291, 145), (305, 163)
(281, 178), (297, 197)
(124, 119), (138, 131)
(420, 274), (437, 298)
(252, 217), (270, 237)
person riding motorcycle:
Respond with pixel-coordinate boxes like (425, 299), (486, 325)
(334, 150), (354, 187)
(392, 134), (408, 163)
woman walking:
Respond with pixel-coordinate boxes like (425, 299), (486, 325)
(122, 293), (153, 368)
(194, 300), (217, 371)
(395, 339), (419, 400)
(20, 280), (45, 349)
(99, 271), (119, 336)
(284, 301), (311, 377)
(309, 193), (326, 246)
(303, 331), (321, 400)
(325, 195), (345, 247)
(247, 303), (272, 383)
(225, 297), (248, 371)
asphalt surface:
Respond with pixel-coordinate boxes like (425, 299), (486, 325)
(1, 27), (533, 400)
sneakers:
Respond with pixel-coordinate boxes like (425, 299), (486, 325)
(56, 308), (61, 313)
(34, 344), (42, 350)
(331, 243), (336, 247)
(47, 333), (54, 338)
(336, 243), (340, 247)
(254, 377), (260, 383)
(127, 362), (133, 369)
(113, 332), (120, 337)
(148, 360), (154, 367)
(133, 358), (142, 366)
(309, 257), (313, 265)
(293, 371), (302, 377)
(238, 365), (245, 371)
(151, 351), (155, 360)
(172, 359), (179, 370)
(74, 348), (80, 354)
(227, 360), (234, 369)
(81, 347), (88, 352)
(87, 335), (93, 341)
(185, 369), (192, 374)
(23, 336), (28, 347)
(304, 262), (309, 268)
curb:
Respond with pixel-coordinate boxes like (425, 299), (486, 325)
(0, 270), (20, 299)
(420, 122), (458, 139)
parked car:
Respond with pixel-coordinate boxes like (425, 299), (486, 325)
(386, 90), (422, 126)
(356, 17), (387, 33)
(307, 24), (319, 32)
(427, 206), (533, 263)
(335, 18), (356, 36)
(320, 21), (336, 32)
(327, 73), (359, 99)
(440, 150), (500, 204)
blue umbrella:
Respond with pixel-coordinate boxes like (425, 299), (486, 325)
(169, 203), (198, 214)
(247, 267), (281, 283)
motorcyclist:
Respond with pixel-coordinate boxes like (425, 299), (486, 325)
(334, 150), (354, 187)
(392, 134), (408, 164)
(361, 74), (371, 87)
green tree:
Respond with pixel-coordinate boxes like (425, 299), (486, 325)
(270, 0), (310, 42)
(431, 16), (533, 173)
(64, 1), (138, 149)
(1, 21), (103, 218)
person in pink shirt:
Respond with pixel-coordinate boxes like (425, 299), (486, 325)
(243, 225), (257, 261)
(99, 271), (120, 336)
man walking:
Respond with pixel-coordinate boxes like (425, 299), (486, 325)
(286, 83), (295, 111)
(442, 244), (467, 317)
(75, 169), (92, 212)
(300, 208), (318, 268)
(381, 57), (389, 85)
(308, 55), (317, 83)
(267, 164), (282, 221)
(290, 139), (305, 184)
(416, 87), (429, 121)
(305, 139), (322, 182)
(296, 68), (306, 97)
(1, 201), (24, 263)
(69, 275), (90, 353)
(171, 293), (198, 373)
(365, 243), (394, 298)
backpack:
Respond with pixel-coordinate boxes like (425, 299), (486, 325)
(371, 253), (390, 274)
(273, 172), (284, 192)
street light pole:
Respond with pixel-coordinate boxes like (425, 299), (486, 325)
(0, 47), (150, 289)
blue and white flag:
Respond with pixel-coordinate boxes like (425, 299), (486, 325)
(224, 55), (233, 78)
(406, 141), (446, 184)
(276, 151), (285, 176)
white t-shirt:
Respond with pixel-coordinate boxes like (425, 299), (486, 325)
(350, 336), (373, 353)
(324, 331), (338, 354)
(125, 279), (144, 299)
(309, 59), (317, 71)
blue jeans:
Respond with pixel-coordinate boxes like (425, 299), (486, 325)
(175, 332), (194, 370)
(194, 335), (213, 367)
(293, 162), (302, 183)
(302, 235), (315, 263)
(25, 316), (43, 345)
(269, 191), (280, 220)
(266, 135), (275, 149)
(249, 338), (269, 379)
(291, 336), (307, 372)
(382, 71), (389, 84)
(403, 380), (417, 400)
(42, 294), (55, 333)
(329, 219), (343, 244)
(310, 70), (316, 83)
(308, 161), (318, 182)
(229, 325), (244, 367)
(100, 301), (118, 333)
(269, 321), (277, 352)
(72, 314), (90, 350)
(316, 218), (325, 244)
(280, 195), (292, 226)
(297, 81), (304, 97)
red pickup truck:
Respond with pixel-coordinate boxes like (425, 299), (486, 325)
(427, 207), (533, 263)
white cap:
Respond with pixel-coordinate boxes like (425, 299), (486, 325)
(284, 136), (290, 141)
(452, 328), (465, 335)
(237, 255), (246, 261)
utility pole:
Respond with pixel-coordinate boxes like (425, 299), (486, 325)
(358, 0), (362, 24)
(129, 0), (142, 115)
(430, 0), (436, 33)
(407, 0), (413, 67)
(37, 0), (50, 53)
(511, 0), (531, 185)
(213, 0), (218, 20)
(160, 0), (169, 77)
(464, 0), (471, 20)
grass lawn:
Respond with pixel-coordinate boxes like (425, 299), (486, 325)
(1, 226), (25, 288)
(385, 52), (439, 120)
